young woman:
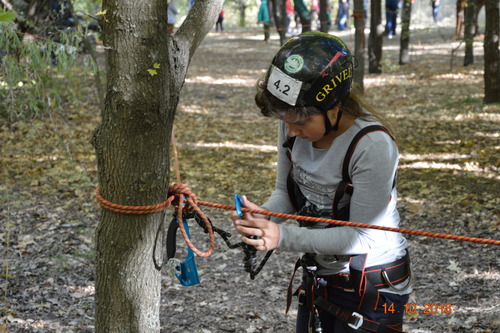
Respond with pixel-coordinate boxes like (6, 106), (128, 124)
(231, 32), (412, 333)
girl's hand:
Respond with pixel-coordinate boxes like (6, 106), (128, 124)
(231, 196), (279, 251)
(230, 195), (269, 221)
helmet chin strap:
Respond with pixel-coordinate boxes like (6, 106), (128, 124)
(323, 109), (343, 136)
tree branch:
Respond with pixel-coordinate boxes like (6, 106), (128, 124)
(176, 0), (224, 59)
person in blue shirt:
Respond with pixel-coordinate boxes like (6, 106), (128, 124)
(385, 0), (402, 38)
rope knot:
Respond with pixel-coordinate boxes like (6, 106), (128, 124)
(168, 183), (199, 212)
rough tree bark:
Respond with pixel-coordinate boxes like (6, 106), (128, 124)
(92, 0), (223, 332)
(238, 0), (247, 27)
(483, 0), (500, 103)
(399, 0), (412, 65)
(353, 0), (365, 91)
(464, 0), (476, 66)
(368, 0), (384, 73)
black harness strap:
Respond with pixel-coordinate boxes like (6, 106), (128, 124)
(315, 296), (406, 333)
(332, 125), (395, 220)
(349, 253), (380, 312)
(284, 136), (303, 212)
(284, 124), (395, 220)
(166, 215), (180, 260)
(362, 251), (411, 289)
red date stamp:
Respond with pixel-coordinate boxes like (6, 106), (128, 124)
(382, 302), (453, 314)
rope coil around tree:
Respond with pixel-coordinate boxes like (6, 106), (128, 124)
(96, 183), (215, 257)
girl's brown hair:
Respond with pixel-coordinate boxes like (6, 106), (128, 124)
(255, 78), (394, 136)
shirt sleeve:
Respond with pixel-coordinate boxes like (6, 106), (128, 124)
(277, 131), (400, 255)
(261, 121), (295, 221)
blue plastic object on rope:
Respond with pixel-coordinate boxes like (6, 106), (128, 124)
(234, 194), (244, 219)
(173, 216), (200, 286)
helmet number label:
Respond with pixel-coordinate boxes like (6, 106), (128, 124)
(267, 66), (302, 106)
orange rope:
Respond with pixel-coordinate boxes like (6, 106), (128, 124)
(197, 201), (500, 246)
(172, 185), (214, 257)
(168, 129), (215, 256)
(171, 129), (181, 184)
(96, 129), (498, 262)
(96, 183), (215, 257)
(96, 187), (499, 258)
(96, 187), (172, 214)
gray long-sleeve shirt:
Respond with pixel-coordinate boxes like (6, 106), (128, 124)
(262, 117), (410, 292)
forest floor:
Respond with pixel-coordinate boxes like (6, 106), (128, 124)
(1, 26), (499, 333)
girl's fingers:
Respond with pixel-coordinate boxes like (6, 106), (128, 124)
(242, 236), (268, 251)
(234, 223), (262, 238)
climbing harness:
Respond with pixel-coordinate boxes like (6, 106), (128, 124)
(286, 251), (412, 333)
(283, 125), (407, 332)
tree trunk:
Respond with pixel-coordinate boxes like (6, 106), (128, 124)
(319, 0), (331, 32)
(92, 1), (223, 332)
(353, 0), (365, 91)
(399, 0), (412, 65)
(264, 22), (271, 41)
(368, 0), (383, 73)
(264, 0), (273, 42)
(483, 0), (500, 103)
(239, 0), (247, 27)
(464, 0), (475, 66)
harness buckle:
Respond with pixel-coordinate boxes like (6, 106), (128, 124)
(297, 289), (306, 305)
(348, 312), (364, 330)
(381, 264), (412, 292)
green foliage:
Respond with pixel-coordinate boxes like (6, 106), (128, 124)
(74, 0), (102, 14)
(0, 9), (16, 22)
(0, 22), (96, 120)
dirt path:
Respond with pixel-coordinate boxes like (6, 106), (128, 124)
(1, 27), (498, 332)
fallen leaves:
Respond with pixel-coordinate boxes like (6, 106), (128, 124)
(1, 29), (499, 333)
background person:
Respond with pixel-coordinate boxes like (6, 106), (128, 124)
(167, 1), (179, 34)
(336, 0), (349, 31)
(216, 8), (224, 32)
(258, 0), (271, 42)
(431, 0), (441, 23)
(385, 0), (401, 38)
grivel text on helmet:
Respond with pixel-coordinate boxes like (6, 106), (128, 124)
(315, 67), (352, 102)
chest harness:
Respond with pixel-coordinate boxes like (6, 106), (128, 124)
(283, 125), (412, 333)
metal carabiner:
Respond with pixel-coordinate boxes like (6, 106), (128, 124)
(166, 258), (183, 278)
